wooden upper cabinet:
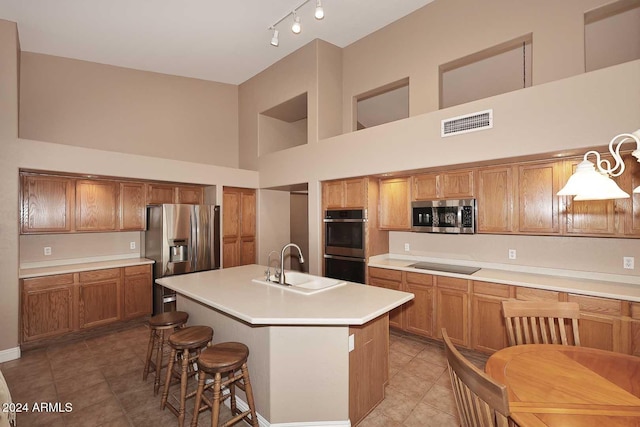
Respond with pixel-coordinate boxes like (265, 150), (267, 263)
(119, 182), (146, 231)
(21, 174), (75, 233)
(176, 185), (204, 204)
(413, 170), (474, 200)
(517, 161), (561, 234)
(323, 178), (367, 210)
(146, 183), (175, 205)
(378, 177), (411, 230)
(476, 166), (515, 233)
(75, 180), (119, 232)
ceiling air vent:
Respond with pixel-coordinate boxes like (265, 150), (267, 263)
(441, 109), (493, 137)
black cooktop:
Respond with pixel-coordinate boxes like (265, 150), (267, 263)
(408, 262), (480, 275)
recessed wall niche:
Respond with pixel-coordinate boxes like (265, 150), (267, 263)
(440, 34), (533, 109)
(585, 0), (640, 72)
(354, 78), (409, 131)
(259, 93), (308, 157)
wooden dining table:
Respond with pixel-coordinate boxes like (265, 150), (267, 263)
(485, 344), (640, 427)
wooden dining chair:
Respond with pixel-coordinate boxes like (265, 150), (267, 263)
(442, 328), (513, 427)
(501, 300), (581, 347)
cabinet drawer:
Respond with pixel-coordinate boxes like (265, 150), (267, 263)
(79, 268), (121, 282)
(515, 287), (560, 301)
(406, 272), (433, 286)
(22, 273), (75, 290)
(124, 264), (150, 277)
(473, 281), (511, 298)
(436, 276), (469, 292)
(568, 294), (623, 316)
(368, 267), (402, 282)
(369, 277), (402, 290)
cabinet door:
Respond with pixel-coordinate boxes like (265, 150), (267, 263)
(78, 269), (121, 329)
(123, 265), (152, 319)
(240, 190), (257, 237)
(435, 276), (470, 347)
(176, 185), (204, 204)
(413, 173), (439, 200)
(442, 170), (474, 198)
(517, 161), (560, 234)
(147, 183), (176, 204)
(378, 177), (411, 230)
(239, 237), (256, 266)
(76, 180), (118, 231)
(568, 293), (628, 353)
(471, 282), (512, 353)
(476, 166), (514, 233)
(323, 180), (345, 209)
(344, 178), (366, 208)
(632, 304), (640, 357)
(21, 274), (75, 342)
(404, 272), (434, 338)
(120, 182), (146, 231)
(223, 187), (256, 268)
(21, 174), (75, 233)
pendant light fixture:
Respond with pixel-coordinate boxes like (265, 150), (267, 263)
(268, 0), (326, 46)
(315, 0), (324, 20)
(291, 12), (301, 34)
(557, 129), (640, 200)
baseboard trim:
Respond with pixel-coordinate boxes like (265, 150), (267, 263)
(0, 347), (21, 363)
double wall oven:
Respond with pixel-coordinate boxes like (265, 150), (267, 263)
(323, 209), (366, 284)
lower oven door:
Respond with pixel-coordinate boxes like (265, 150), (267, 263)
(324, 255), (366, 284)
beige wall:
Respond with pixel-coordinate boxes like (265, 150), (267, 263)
(0, 19), (20, 358)
(19, 53), (239, 168)
(258, 116), (307, 157)
(257, 189), (291, 268)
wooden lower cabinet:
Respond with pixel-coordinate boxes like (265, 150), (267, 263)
(435, 276), (470, 347)
(21, 265), (151, 344)
(470, 282), (513, 353)
(404, 272), (434, 338)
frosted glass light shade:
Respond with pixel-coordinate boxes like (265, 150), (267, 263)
(558, 159), (630, 200)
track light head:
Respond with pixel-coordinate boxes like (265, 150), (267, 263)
(291, 13), (301, 34)
(315, 0), (324, 20)
(270, 29), (279, 47)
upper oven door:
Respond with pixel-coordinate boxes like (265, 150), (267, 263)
(324, 209), (366, 258)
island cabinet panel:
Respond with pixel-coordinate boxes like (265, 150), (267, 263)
(435, 276), (470, 347)
(476, 166), (515, 233)
(21, 274), (75, 342)
(567, 293), (629, 353)
(222, 187), (256, 268)
(404, 272), (434, 338)
(21, 174), (75, 233)
(378, 177), (411, 230)
(517, 161), (561, 234)
(75, 180), (119, 232)
(349, 314), (389, 426)
(78, 268), (122, 329)
(123, 265), (152, 319)
(368, 267), (403, 329)
(470, 282), (513, 354)
(119, 181), (146, 231)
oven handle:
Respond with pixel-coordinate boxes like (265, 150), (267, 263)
(323, 219), (367, 223)
(323, 254), (366, 262)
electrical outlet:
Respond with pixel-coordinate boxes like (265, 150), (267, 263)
(44, 246), (52, 256)
(623, 256), (634, 269)
(404, 243), (410, 252)
(130, 241), (136, 250)
(508, 249), (517, 260)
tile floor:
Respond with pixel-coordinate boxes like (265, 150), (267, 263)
(0, 324), (487, 427)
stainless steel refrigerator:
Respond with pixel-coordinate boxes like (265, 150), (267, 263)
(145, 204), (220, 314)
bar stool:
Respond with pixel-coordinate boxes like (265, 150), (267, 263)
(143, 311), (189, 394)
(161, 325), (214, 427)
(190, 342), (258, 427)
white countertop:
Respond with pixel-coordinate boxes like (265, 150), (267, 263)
(156, 264), (414, 326)
(19, 257), (155, 278)
(368, 254), (640, 303)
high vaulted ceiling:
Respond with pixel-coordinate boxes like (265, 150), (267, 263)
(0, 0), (434, 85)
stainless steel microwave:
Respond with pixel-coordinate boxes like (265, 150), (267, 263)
(411, 199), (476, 234)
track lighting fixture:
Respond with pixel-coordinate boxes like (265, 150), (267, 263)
(270, 28), (279, 47)
(268, 0), (326, 47)
(315, 0), (324, 20)
(291, 13), (301, 34)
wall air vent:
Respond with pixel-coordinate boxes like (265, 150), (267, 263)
(441, 109), (493, 137)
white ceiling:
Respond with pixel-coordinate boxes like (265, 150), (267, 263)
(0, 0), (434, 85)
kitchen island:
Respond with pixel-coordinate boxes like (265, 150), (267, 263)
(156, 264), (413, 427)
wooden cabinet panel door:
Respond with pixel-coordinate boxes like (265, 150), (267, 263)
(476, 166), (514, 233)
(76, 180), (118, 231)
(21, 275), (75, 342)
(435, 277), (470, 347)
(223, 190), (240, 239)
(240, 190), (257, 237)
(147, 183), (175, 204)
(442, 170), (474, 198)
(344, 178), (366, 208)
(223, 237), (239, 269)
(404, 273), (434, 338)
(323, 180), (344, 209)
(223, 187), (256, 268)
(120, 182), (146, 231)
(78, 269), (121, 329)
(518, 161), (560, 234)
(176, 186), (203, 204)
(123, 266), (152, 319)
(378, 177), (411, 230)
(471, 294), (509, 353)
(21, 174), (75, 233)
(239, 237), (256, 266)
(577, 313), (625, 353)
(413, 173), (439, 200)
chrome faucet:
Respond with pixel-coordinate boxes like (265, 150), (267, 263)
(279, 243), (304, 285)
